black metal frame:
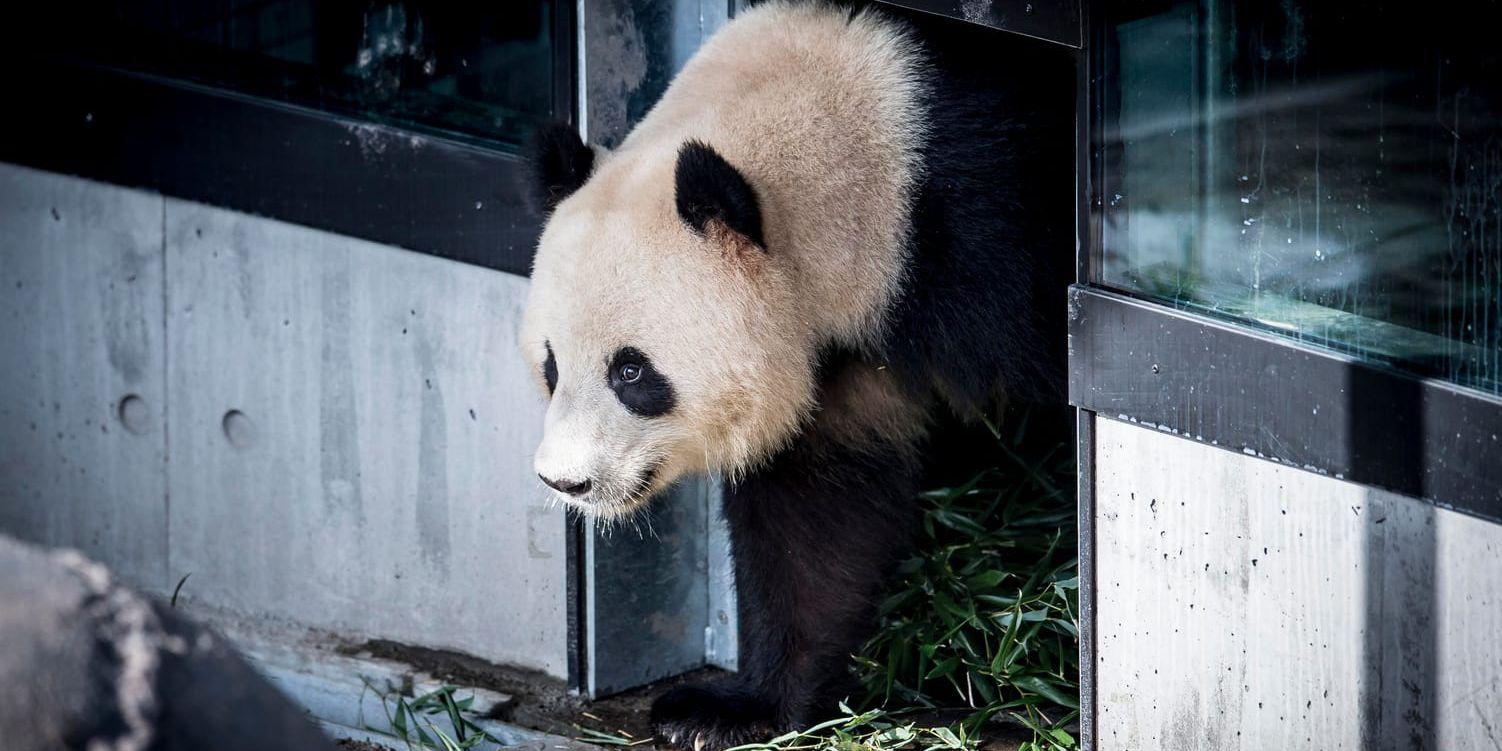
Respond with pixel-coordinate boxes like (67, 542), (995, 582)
(1069, 286), (1502, 521)
(1070, 3), (1097, 747)
(0, 1), (576, 278)
(1072, 3), (1098, 747)
(566, 513), (590, 694)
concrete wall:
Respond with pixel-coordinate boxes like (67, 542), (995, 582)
(0, 163), (567, 677)
(1093, 418), (1502, 750)
(0, 164), (168, 588)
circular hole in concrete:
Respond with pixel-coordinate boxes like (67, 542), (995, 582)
(117, 394), (149, 435)
(222, 409), (255, 450)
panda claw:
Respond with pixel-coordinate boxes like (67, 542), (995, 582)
(649, 682), (778, 751)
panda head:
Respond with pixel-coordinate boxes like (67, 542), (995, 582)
(518, 123), (818, 517)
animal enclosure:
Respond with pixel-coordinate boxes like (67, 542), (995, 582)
(2, 1), (1500, 750)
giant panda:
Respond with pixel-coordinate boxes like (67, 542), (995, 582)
(518, 1), (1072, 749)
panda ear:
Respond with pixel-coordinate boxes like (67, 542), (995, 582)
(524, 122), (596, 214)
(675, 141), (765, 251)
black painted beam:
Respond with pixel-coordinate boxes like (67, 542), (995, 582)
(0, 63), (542, 277)
(1069, 285), (1502, 523)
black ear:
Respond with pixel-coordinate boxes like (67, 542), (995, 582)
(674, 141), (765, 249)
(525, 122), (595, 213)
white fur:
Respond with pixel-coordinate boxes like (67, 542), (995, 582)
(520, 1), (928, 514)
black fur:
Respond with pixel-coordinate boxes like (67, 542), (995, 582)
(674, 141), (766, 249)
(608, 346), (677, 417)
(525, 122), (595, 214)
(882, 11), (1074, 409)
(651, 388), (923, 749)
(651, 682), (779, 750)
(649, 8), (1072, 750)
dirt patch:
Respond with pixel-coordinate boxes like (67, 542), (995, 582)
(346, 639), (1031, 751)
(335, 740), (395, 751)
(351, 638), (717, 742)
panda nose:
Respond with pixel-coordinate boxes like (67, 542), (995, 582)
(539, 474), (592, 496)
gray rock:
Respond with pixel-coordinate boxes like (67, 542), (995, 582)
(0, 534), (334, 751)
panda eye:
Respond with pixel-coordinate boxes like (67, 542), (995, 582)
(608, 346), (676, 417)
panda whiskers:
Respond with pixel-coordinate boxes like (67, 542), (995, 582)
(627, 503), (663, 542)
(590, 490), (660, 541)
(539, 492), (565, 513)
(693, 433), (719, 483)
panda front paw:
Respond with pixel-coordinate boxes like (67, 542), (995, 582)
(649, 682), (779, 751)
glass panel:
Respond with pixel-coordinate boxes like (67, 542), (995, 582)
(582, 0), (731, 148)
(24, 1), (557, 148)
(1100, 0), (1502, 395)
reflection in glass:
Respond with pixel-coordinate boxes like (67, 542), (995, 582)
(25, 1), (557, 148)
(1101, 0), (1502, 394)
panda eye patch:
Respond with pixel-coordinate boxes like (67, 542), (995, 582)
(608, 346), (676, 417)
(543, 341), (559, 395)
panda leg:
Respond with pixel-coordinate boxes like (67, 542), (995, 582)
(650, 436), (922, 751)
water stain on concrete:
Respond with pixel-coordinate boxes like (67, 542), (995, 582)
(319, 268), (365, 523)
(104, 244), (153, 385)
(415, 333), (451, 569)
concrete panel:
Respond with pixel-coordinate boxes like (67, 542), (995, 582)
(1094, 418), (1502, 750)
(0, 164), (167, 589)
(163, 199), (566, 677)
